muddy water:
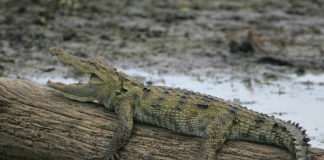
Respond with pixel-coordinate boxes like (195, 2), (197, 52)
(26, 69), (324, 148)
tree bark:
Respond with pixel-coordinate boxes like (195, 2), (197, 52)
(0, 78), (323, 160)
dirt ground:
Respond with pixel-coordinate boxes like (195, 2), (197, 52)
(1, 0), (324, 82)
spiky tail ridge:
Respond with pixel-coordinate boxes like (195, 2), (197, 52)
(228, 106), (311, 160)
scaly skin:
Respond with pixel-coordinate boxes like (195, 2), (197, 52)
(47, 47), (311, 160)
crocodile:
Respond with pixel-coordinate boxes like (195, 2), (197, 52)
(47, 47), (311, 160)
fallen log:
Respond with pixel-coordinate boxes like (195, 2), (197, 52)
(0, 78), (323, 160)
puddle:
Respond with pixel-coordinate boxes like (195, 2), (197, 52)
(27, 69), (324, 148)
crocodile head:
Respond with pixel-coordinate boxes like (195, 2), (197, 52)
(47, 47), (123, 103)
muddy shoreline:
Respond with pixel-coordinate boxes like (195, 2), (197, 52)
(1, 0), (324, 80)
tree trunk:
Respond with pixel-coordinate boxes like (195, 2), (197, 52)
(0, 78), (323, 160)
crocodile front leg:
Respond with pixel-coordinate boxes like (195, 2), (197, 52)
(105, 98), (134, 160)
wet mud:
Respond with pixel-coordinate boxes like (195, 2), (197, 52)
(1, 0), (324, 79)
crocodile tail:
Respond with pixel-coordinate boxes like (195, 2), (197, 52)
(281, 119), (311, 160)
(229, 108), (311, 160)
